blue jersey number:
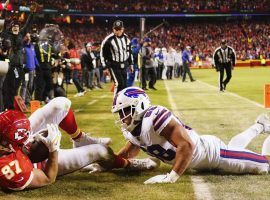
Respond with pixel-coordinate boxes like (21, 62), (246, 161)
(142, 144), (176, 162)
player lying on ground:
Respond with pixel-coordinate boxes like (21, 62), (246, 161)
(89, 86), (270, 184)
(0, 97), (159, 190)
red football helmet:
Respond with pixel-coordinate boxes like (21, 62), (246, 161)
(0, 110), (31, 148)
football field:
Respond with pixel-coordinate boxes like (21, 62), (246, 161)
(1, 67), (270, 200)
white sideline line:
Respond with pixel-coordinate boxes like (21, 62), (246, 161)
(164, 80), (214, 200)
(197, 80), (264, 108)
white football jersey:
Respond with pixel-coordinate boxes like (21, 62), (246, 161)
(122, 105), (208, 168)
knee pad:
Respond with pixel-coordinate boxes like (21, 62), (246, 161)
(50, 97), (71, 112)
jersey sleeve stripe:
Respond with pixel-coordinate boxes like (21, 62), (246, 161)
(154, 111), (172, 132)
(153, 109), (167, 125)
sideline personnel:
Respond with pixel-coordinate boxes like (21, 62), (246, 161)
(213, 39), (236, 92)
(100, 20), (133, 96)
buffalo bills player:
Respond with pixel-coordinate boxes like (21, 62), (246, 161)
(110, 86), (270, 184)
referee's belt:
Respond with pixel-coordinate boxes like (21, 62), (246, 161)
(111, 61), (128, 68)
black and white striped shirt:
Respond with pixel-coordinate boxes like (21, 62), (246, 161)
(100, 33), (133, 67)
(213, 46), (236, 66)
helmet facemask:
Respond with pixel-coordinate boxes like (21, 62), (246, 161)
(113, 96), (150, 132)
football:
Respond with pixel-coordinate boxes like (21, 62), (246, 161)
(23, 130), (49, 163)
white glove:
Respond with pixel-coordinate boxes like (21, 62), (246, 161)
(144, 170), (179, 184)
(81, 163), (106, 174)
(34, 124), (61, 152)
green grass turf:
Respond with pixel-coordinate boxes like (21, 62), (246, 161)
(1, 67), (270, 200)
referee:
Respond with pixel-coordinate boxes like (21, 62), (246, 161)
(100, 20), (133, 96)
(213, 39), (236, 92)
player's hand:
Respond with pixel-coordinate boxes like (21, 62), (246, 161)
(144, 171), (179, 184)
(34, 124), (61, 152)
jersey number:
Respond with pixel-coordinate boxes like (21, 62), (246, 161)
(1, 160), (22, 180)
(146, 144), (176, 162)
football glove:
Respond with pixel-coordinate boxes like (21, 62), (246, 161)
(144, 170), (179, 184)
(34, 124), (61, 152)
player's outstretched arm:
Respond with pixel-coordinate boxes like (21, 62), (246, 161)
(117, 141), (140, 159)
(144, 119), (194, 184)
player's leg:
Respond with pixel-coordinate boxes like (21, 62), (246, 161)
(218, 144), (269, 174)
(57, 144), (113, 176)
(58, 145), (159, 175)
(228, 114), (270, 148)
(29, 97), (111, 146)
(29, 97), (71, 133)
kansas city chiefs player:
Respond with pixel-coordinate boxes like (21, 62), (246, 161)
(0, 97), (160, 190)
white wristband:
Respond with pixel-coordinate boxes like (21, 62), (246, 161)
(168, 170), (180, 183)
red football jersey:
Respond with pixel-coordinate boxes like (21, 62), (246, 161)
(0, 149), (33, 190)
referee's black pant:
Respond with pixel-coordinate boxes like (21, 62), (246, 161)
(109, 63), (127, 96)
(219, 63), (232, 91)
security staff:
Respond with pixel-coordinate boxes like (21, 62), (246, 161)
(100, 20), (133, 96)
(213, 39), (236, 92)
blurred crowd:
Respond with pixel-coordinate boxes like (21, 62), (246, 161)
(17, 0), (270, 12)
(61, 21), (270, 61)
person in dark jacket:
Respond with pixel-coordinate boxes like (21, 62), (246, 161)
(81, 42), (95, 90)
(2, 3), (35, 109)
(2, 3), (36, 109)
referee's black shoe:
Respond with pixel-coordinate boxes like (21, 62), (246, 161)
(222, 82), (227, 90)
(149, 86), (157, 90)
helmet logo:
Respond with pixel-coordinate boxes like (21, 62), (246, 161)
(14, 129), (30, 141)
(124, 88), (145, 98)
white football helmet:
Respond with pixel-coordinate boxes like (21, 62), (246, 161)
(112, 87), (151, 132)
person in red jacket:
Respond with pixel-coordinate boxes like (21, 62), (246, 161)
(68, 41), (85, 97)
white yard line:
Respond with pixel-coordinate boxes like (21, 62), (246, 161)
(99, 94), (108, 99)
(197, 80), (264, 108)
(74, 95), (108, 113)
(164, 80), (214, 200)
(87, 100), (98, 105)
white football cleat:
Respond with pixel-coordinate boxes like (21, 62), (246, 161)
(73, 132), (112, 148)
(256, 114), (270, 133)
(128, 157), (160, 171)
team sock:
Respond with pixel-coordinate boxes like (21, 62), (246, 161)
(59, 108), (82, 140)
(262, 136), (270, 156)
(113, 154), (130, 168)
